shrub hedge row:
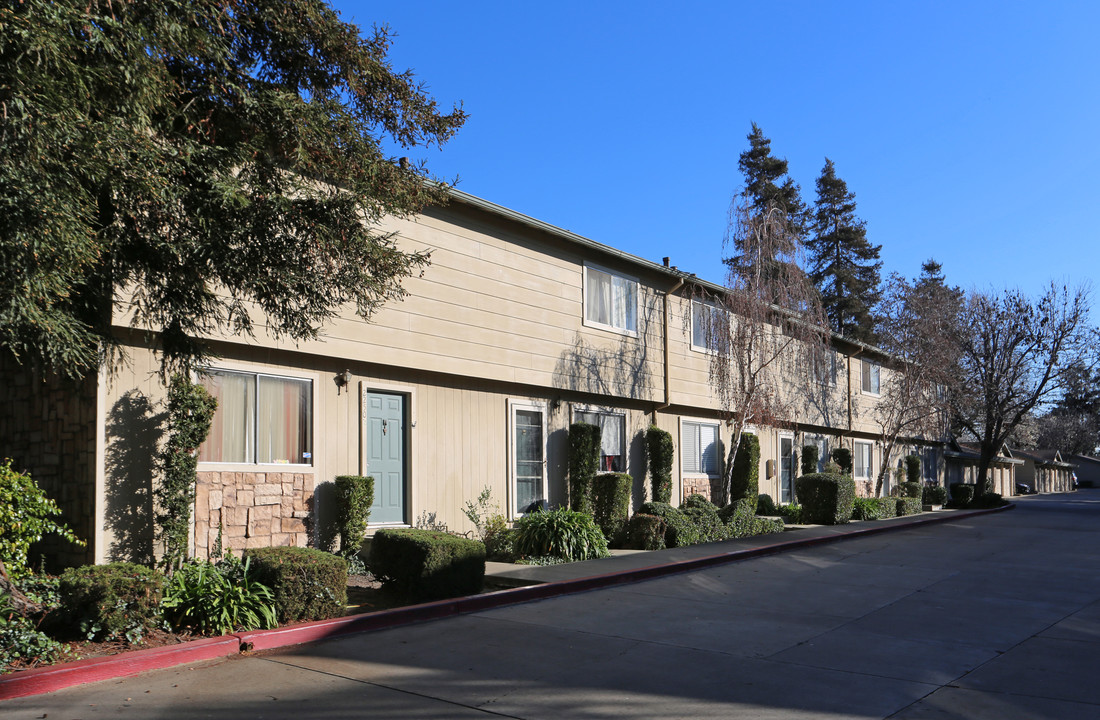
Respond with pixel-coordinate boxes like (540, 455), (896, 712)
(794, 473), (856, 525)
(245, 546), (348, 622)
(58, 562), (165, 642)
(950, 483), (975, 506)
(369, 528), (485, 601)
(895, 496), (923, 517)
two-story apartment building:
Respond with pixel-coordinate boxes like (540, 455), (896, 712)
(1, 189), (949, 565)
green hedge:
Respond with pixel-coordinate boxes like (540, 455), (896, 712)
(895, 496), (923, 517)
(831, 447), (853, 475)
(568, 423), (601, 514)
(592, 472), (632, 543)
(756, 493), (777, 516)
(794, 473), (856, 525)
(646, 426), (674, 504)
(625, 514), (666, 550)
(369, 529), (485, 600)
(638, 501), (697, 547)
(245, 546), (348, 622)
(751, 517), (785, 535)
(679, 495), (729, 543)
(59, 562), (165, 642)
(922, 484), (947, 506)
(801, 445), (819, 475)
(718, 498), (757, 537)
(876, 496), (897, 518)
(897, 481), (923, 499)
(950, 483), (975, 507)
(334, 475), (374, 554)
(730, 433), (760, 507)
(851, 497), (883, 521)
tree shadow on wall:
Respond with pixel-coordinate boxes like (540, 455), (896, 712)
(552, 301), (656, 402)
(105, 391), (164, 565)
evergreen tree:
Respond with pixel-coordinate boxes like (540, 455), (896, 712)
(807, 159), (882, 343)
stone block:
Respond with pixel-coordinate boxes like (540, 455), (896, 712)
(237, 490), (254, 506)
(255, 482), (282, 496)
(282, 517), (306, 534)
(209, 489), (223, 510)
(224, 506), (249, 526)
(269, 533), (293, 547)
(252, 505), (274, 521)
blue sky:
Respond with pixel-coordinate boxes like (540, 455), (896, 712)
(334, 0), (1099, 298)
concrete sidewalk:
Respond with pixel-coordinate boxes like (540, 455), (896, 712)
(0, 505), (1006, 701)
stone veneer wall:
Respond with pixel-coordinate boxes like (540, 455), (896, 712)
(0, 356), (96, 569)
(194, 471), (313, 558)
(682, 475), (724, 503)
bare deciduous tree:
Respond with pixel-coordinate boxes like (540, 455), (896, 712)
(949, 283), (1093, 496)
(699, 199), (828, 504)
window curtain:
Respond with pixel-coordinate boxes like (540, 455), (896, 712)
(198, 371), (253, 463)
(577, 411), (624, 471)
(587, 267), (635, 332)
(258, 377), (311, 464)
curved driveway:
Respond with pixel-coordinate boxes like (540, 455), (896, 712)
(6, 491), (1100, 719)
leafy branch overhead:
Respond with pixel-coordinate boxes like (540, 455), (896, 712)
(0, 0), (466, 377)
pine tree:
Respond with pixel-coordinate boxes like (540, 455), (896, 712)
(807, 159), (882, 343)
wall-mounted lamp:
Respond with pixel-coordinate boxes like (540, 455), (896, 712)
(334, 370), (351, 395)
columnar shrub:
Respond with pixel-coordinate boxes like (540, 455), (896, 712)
(513, 508), (609, 562)
(245, 546), (347, 623)
(59, 563), (165, 642)
(157, 374), (216, 569)
(950, 483), (975, 507)
(898, 482), (923, 499)
(625, 514), (666, 550)
(591, 473), (632, 543)
(334, 475), (374, 553)
(801, 445), (819, 476)
(0, 460), (83, 580)
(369, 528), (485, 600)
(794, 473), (856, 525)
(905, 455), (921, 483)
(568, 423), (601, 514)
(646, 426), (674, 504)
(730, 432), (760, 509)
(830, 447), (853, 475)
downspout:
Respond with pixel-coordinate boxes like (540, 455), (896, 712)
(653, 274), (686, 421)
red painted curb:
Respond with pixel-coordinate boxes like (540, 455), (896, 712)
(0, 635), (240, 701)
(0, 503), (1013, 700)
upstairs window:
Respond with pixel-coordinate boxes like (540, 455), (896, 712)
(574, 409), (626, 472)
(861, 360), (880, 395)
(198, 370), (313, 465)
(691, 300), (729, 354)
(682, 421), (720, 476)
(814, 350), (839, 386)
(585, 264), (637, 335)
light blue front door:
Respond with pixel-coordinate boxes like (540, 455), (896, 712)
(366, 391), (406, 524)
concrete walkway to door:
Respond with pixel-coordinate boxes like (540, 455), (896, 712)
(5, 491), (1100, 718)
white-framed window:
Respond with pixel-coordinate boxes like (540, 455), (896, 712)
(682, 420), (720, 477)
(854, 441), (874, 481)
(691, 299), (729, 354)
(198, 369), (313, 465)
(779, 433), (795, 504)
(584, 263), (638, 335)
(509, 400), (547, 516)
(574, 408), (627, 472)
(861, 359), (881, 395)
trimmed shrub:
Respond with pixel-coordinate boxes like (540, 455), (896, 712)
(679, 494), (730, 543)
(646, 426), (674, 504)
(801, 445), (819, 475)
(625, 514), (667, 550)
(513, 508), (609, 562)
(719, 498), (757, 537)
(0, 459), (83, 580)
(334, 475), (374, 554)
(896, 496), (923, 516)
(568, 423), (601, 514)
(638, 501), (698, 547)
(831, 447), (853, 475)
(794, 473), (856, 525)
(592, 472), (632, 543)
(876, 496), (897, 518)
(950, 483), (975, 507)
(851, 497), (883, 521)
(898, 482), (924, 499)
(905, 455), (921, 483)
(969, 492), (1006, 509)
(751, 517), (786, 535)
(730, 433), (760, 508)
(756, 493), (777, 516)
(922, 484), (947, 506)
(245, 546), (348, 623)
(777, 503), (804, 524)
(162, 555), (277, 635)
(59, 563), (165, 642)
(369, 528), (485, 600)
